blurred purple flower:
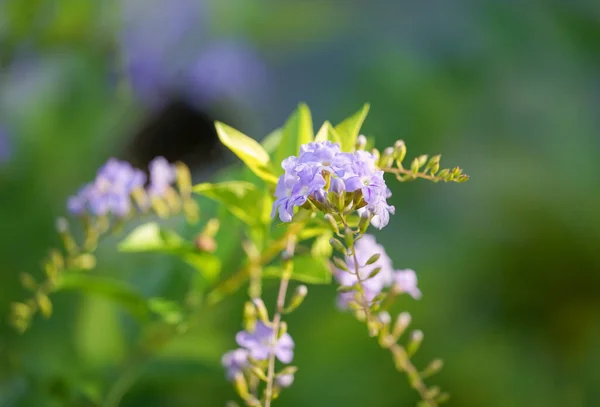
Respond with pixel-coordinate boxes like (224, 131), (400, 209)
(334, 234), (395, 308)
(0, 127), (11, 164)
(276, 373), (295, 388)
(67, 158), (147, 217)
(120, 0), (266, 109)
(393, 269), (422, 300)
(148, 156), (176, 196)
(221, 348), (250, 380)
(236, 322), (294, 363)
(334, 234), (420, 309)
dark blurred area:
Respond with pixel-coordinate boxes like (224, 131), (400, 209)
(1, 0), (600, 406)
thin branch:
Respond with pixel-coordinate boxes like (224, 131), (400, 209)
(264, 236), (296, 407)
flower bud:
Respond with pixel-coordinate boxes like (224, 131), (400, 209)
(407, 329), (423, 357)
(252, 298), (270, 324)
(379, 147), (394, 168)
(329, 237), (346, 254)
(365, 253), (381, 266)
(195, 235), (217, 253)
(367, 267), (382, 280)
(36, 293), (53, 318)
(284, 285), (308, 313)
(344, 228), (354, 249)
(358, 211), (371, 234)
(394, 140), (407, 163)
(276, 373), (295, 388)
(410, 157), (421, 174)
(355, 134), (367, 150)
(243, 301), (257, 332)
(324, 214), (340, 235)
(20, 273), (37, 291)
(426, 386), (441, 400)
(233, 372), (250, 400)
(175, 162), (193, 197)
(250, 366), (268, 381)
(421, 358), (444, 378)
(333, 257), (349, 272)
(392, 312), (411, 339)
(378, 311), (391, 325)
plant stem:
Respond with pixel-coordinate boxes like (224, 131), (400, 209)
(388, 341), (438, 407)
(382, 167), (441, 182)
(264, 237), (296, 407)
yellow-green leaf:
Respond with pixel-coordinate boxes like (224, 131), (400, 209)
(335, 103), (371, 151)
(274, 104), (314, 173)
(194, 181), (270, 226)
(314, 121), (341, 144)
(215, 121), (278, 184)
(264, 256), (332, 284)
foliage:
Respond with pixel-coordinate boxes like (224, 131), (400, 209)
(8, 104), (468, 407)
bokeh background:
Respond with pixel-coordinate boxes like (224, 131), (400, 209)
(1, 0), (600, 406)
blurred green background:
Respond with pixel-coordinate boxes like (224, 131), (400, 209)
(1, 0), (600, 406)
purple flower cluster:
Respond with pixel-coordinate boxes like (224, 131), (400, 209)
(271, 141), (395, 229)
(67, 157), (176, 217)
(222, 322), (295, 381)
(334, 234), (421, 309)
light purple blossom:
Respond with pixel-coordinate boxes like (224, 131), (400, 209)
(271, 141), (395, 229)
(276, 373), (295, 388)
(221, 348), (250, 380)
(235, 322), (294, 363)
(67, 158), (177, 217)
(334, 234), (395, 308)
(67, 159), (146, 217)
(149, 156), (176, 196)
(334, 234), (420, 309)
(393, 269), (422, 299)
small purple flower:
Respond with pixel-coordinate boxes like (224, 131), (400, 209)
(149, 156), (176, 196)
(276, 373), (295, 388)
(334, 234), (419, 309)
(221, 348), (250, 380)
(334, 234), (395, 308)
(67, 158), (148, 217)
(235, 322), (294, 363)
(393, 269), (422, 300)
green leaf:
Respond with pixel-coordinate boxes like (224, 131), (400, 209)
(334, 103), (371, 152)
(56, 274), (148, 320)
(193, 181), (269, 226)
(311, 231), (333, 258)
(264, 256), (332, 284)
(215, 121), (278, 184)
(147, 298), (184, 325)
(118, 223), (186, 254)
(119, 223), (221, 284)
(274, 104), (314, 173)
(261, 127), (283, 155)
(314, 120), (341, 144)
